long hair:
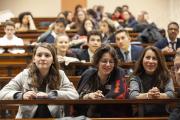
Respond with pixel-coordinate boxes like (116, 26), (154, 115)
(18, 11), (34, 28)
(28, 43), (61, 89)
(78, 18), (95, 36)
(133, 46), (170, 88)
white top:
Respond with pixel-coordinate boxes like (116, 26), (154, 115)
(0, 35), (25, 53)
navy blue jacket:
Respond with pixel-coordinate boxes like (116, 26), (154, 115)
(155, 38), (180, 61)
(116, 45), (144, 62)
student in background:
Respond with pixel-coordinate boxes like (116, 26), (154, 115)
(115, 29), (143, 62)
(129, 46), (175, 116)
(75, 30), (102, 75)
(0, 43), (79, 118)
(55, 34), (79, 64)
(155, 21), (180, 61)
(99, 19), (115, 44)
(75, 44), (132, 117)
(37, 18), (66, 43)
(76, 30), (102, 62)
(169, 48), (180, 120)
(70, 18), (96, 48)
(0, 20), (25, 53)
(15, 11), (36, 31)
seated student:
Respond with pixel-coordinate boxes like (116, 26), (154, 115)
(129, 46), (175, 116)
(15, 11), (36, 31)
(115, 29), (143, 62)
(155, 21), (180, 61)
(37, 18), (66, 43)
(0, 20), (25, 54)
(75, 44), (132, 117)
(169, 48), (180, 120)
(55, 34), (79, 64)
(0, 43), (79, 118)
(99, 19), (116, 44)
(75, 30), (102, 75)
(76, 30), (102, 62)
(121, 10), (137, 30)
(70, 18), (96, 48)
(133, 11), (153, 32)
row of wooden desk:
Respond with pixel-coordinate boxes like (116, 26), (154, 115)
(0, 28), (140, 44)
(0, 99), (179, 119)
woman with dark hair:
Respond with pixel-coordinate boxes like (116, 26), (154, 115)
(99, 19), (116, 43)
(0, 43), (79, 118)
(75, 44), (132, 117)
(70, 18), (95, 48)
(129, 46), (175, 116)
(15, 11), (37, 31)
(78, 18), (95, 36)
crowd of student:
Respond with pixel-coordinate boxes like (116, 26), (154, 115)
(0, 4), (180, 120)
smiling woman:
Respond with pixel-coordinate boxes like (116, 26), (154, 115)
(75, 44), (132, 117)
(0, 43), (79, 118)
(129, 46), (175, 116)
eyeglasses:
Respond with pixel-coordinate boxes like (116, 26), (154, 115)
(100, 60), (115, 65)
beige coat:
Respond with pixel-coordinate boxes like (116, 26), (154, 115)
(0, 69), (79, 118)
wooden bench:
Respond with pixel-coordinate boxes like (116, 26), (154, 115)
(11, 17), (57, 29)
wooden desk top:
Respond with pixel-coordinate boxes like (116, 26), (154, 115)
(0, 99), (179, 105)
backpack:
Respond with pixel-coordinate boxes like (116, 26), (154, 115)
(137, 23), (163, 43)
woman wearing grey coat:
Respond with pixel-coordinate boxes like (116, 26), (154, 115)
(129, 46), (174, 116)
(0, 43), (79, 118)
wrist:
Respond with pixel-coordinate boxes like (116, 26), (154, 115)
(146, 93), (149, 99)
(83, 93), (90, 100)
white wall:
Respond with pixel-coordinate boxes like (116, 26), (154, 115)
(0, 0), (179, 29)
(169, 0), (180, 25)
(0, 0), (60, 17)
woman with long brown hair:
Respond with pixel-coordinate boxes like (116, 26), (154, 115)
(129, 46), (175, 116)
(0, 43), (79, 118)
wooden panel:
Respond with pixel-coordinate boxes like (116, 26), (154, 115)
(61, 0), (87, 13)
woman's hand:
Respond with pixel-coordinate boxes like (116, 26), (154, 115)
(86, 90), (104, 100)
(23, 91), (37, 100)
(36, 92), (48, 99)
(148, 87), (160, 99)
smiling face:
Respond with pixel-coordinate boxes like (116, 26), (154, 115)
(33, 47), (53, 73)
(98, 52), (115, 77)
(142, 49), (158, 75)
(56, 35), (69, 54)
